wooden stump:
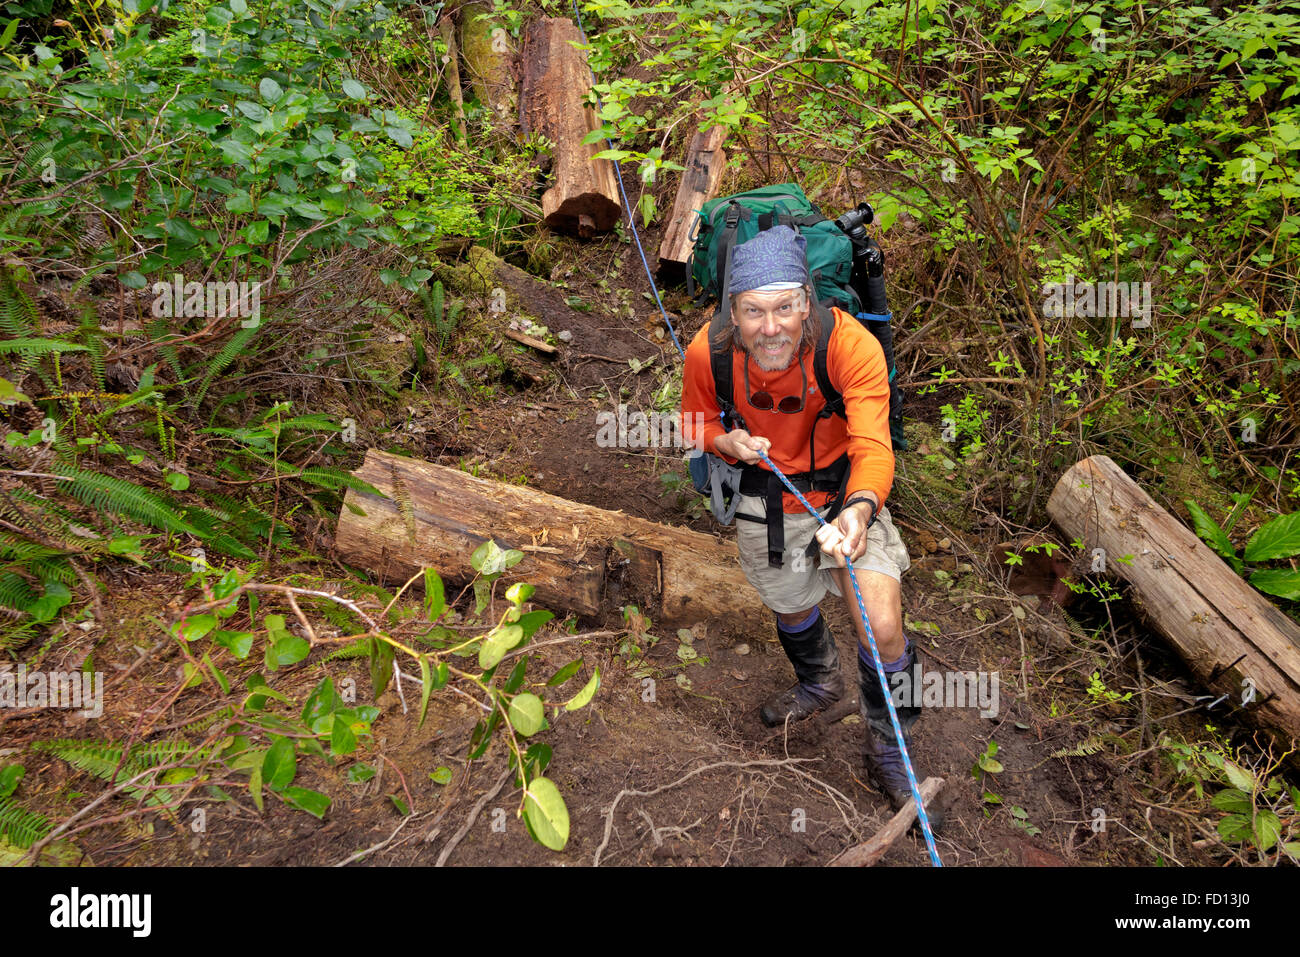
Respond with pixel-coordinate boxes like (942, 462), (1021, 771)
(657, 124), (728, 276)
(335, 449), (767, 632)
(519, 17), (621, 238)
(1047, 455), (1300, 745)
(457, 0), (517, 131)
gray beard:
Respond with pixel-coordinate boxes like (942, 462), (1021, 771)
(746, 333), (802, 372)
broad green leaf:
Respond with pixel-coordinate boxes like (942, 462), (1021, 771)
(0, 764), (23, 799)
(525, 743), (552, 777)
(281, 786), (330, 819)
(1244, 511), (1300, 562)
(547, 658), (583, 687)
(564, 667), (600, 711)
(1218, 812), (1251, 843)
(518, 609), (553, 638)
(424, 569), (446, 620)
(523, 776), (570, 850)
(1185, 500), (1240, 569)
(505, 582), (535, 605)
(163, 217), (204, 244)
(302, 677), (343, 725)
(262, 736), (296, 791)
(1253, 809), (1281, 852)
(173, 614), (218, 642)
(1222, 760), (1255, 793)
(1249, 569), (1300, 601)
(370, 637), (395, 698)
(389, 793), (409, 816)
(508, 693), (545, 736)
(201, 653), (231, 694)
(342, 78), (367, 99)
(259, 77), (283, 101)
(267, 633), (310, 668)
(429, 766), (452, 785)
(331, 718), (357, 756)
(479, 623), (523, 670)
(248, 766), (264, 812)
(418, 655), (432, 728)
(347, 763), (376, 784)
(1210, 788), (1251, 814)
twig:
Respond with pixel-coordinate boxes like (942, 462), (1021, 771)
(594, 757), (814, 866)
(829, 776), (945, 866)
(436, 766), (513, 866)
(333, 815), (413, 867)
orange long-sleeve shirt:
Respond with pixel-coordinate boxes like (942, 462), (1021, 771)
(681, 307), (894, 514)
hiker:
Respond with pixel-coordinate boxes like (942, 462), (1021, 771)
(680, 225), (922, 813)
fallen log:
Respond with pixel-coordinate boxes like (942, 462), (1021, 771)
(829, 776), (945, 866)
(519, 17), (621, 238)
(1047, 455), (1300, 746)
(657, 123), (728, 275)
(335, 449), (767, 632)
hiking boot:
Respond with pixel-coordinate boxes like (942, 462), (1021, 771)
(759, 610), (844, 727)
(859, 641), (944, 830)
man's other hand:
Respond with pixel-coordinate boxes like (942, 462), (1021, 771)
(815, 499), (875, 565)
(714, 430), (771, 465)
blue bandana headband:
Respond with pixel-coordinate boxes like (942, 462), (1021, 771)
(727, 225), (810, 296)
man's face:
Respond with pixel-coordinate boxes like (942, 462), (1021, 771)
(732, 287), (809, 372)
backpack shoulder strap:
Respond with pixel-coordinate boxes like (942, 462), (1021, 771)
(813, 303), (843, 420)
(708, 324), (737, 424)
(707, 237), (745, 429)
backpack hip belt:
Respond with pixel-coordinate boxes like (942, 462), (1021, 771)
(735, 453), (851, 568)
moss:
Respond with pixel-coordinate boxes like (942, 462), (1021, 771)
(430, 244), (549, 341)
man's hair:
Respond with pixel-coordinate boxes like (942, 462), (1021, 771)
(709, 284), (822, 357)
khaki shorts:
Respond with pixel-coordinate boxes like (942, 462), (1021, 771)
(734, 495), (911, 614)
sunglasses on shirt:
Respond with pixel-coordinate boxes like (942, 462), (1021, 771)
(744, 351), (807, 414)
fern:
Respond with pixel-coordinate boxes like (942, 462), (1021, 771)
(298, 467), (381, 496)
(173, 706), (235, 737)
(54, 465), (202, 537)
(392, 471), (416, 546)
(32, 739), (215, 807)
(0, 269), (40, 337)
(201, 492), (289, 545)
(0, 573), (40, 612)
(1051, 736), (1105, 759)
(0, 797), (53, 849)
(324, 638), (372, 661)
(0, 338), (90, 356)
(78, 307), (107, 392)
(192, 324), (261, 409)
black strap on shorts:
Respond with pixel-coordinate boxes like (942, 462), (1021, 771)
(733, 454), (851, 567)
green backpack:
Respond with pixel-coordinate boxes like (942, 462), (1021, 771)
(685, 182), (906, 453)
(686, 183), (861, 315)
